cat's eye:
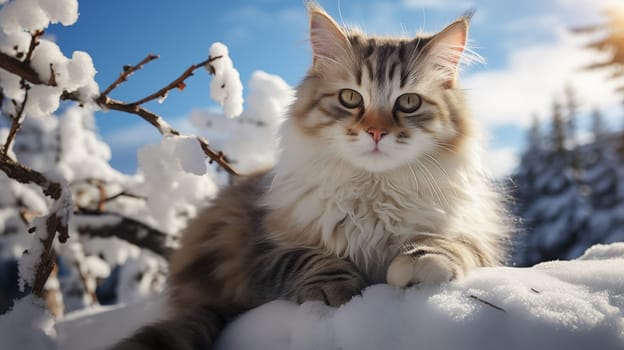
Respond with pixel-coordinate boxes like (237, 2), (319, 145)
(395, 93), (422, 113)
(338, 89), (363, 109)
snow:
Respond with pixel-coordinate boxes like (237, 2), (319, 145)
(0, 295), (56, 350)
(208, 42), (244, 118)
(1, 1), (623, 349)
(55, 295), (165, 350)
(0, 0), (98, 113)
(48, 243), (624, 350)
(173, 136), (207, 176)
(190, 70), (292, 174)
(137, 136), (218, 233)
(0, 0), (77, 33)
(16, 215), (47, 291)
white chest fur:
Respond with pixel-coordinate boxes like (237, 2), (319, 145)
(266, 156), (458, 279)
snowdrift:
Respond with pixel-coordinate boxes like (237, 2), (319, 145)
(50, 243), (624, 350)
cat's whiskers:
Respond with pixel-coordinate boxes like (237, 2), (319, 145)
(414, 158), (449, 207)
(423, 153), (451, 181)
(405, 162), (420, 194)
(410, 160), (438, 205)
(434, 141), (458, 154)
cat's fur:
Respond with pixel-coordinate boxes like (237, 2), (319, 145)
(112, 4), (509, 350)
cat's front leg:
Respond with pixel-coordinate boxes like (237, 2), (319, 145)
(386, 235), (493, 288)
(252, 244), (367, 307)
(386, 249), (458, 287)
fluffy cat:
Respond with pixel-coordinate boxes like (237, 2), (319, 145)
(112, 3), (509, 350)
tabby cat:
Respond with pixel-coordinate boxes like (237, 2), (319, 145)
(112, 3), (509, 349)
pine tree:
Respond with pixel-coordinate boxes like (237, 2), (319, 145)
(590, 107), (606, 139)
(551, 99), (567, 154)
(564, 84), (580, 145)
(564, 85), (583, 174)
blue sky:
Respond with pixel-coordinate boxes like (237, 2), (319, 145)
(47, 0), (623, 175)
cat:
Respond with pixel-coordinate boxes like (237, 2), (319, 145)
(112, 3), (509, 350)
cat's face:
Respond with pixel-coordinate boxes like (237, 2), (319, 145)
(289, 5), (476, 173)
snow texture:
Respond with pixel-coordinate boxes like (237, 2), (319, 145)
(137, 136), (218, 234)
(0, 0), (98, 121)
(0, 295), (57, 350)
(49, 243), (624, 350)
(208, 42), (244, 118)
(190, 70), (292, 174)
(0, 0), (78, 33)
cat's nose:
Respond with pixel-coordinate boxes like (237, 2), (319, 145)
(367, 127), (389, 143)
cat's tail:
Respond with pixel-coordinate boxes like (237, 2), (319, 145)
(110, 306), (233, 350)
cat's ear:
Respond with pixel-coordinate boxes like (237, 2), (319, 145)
(308, 3), (352, 69)
(424, 16), (471, 86)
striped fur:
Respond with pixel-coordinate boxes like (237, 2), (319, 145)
(112, 4), (509, 349)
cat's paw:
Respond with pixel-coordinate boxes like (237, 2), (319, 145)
(296, 275), (366, 307)
(386, 253), (459, 288)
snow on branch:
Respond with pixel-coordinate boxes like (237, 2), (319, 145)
(130, 55), (223, 106)
(0, 39), (241, 176)
(1, 79), (29, 155)
(0, 151), (72, 298)
(74, 210), (172, 258)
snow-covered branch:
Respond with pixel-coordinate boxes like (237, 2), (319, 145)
(0, 45), (240, 175)
(1, 79), (28, 155)
(0, 151), (62, 200)
(0, 151), (72, 298)
(129, 54), (223, 106)
(74, 211), (172, 258)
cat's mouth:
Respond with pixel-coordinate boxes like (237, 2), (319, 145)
(365, 147), (385, 156)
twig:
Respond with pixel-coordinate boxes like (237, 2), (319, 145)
(32, 214), (64, 297)
(48, 63), (57, 87)
(18, 207), (42, 225)
(93, 95), (180, 136)
(0, 51), (48, 85)
(0, 50), (240, 176)
(42, 263), (64, 318)
(199, 137), (238, 175)
(469, 294), (506, 313)
(91, 97), (239, 175)
(23, 30), (44, 65)
(0, 151), (62, 199)
(96, 182), (106, 212)
(75, 210), (173, 257)
(101, 53), (159, 96)
(2, 80), (30, 155)
(130, 55), (222, 106)
(102, 191), (146, 203)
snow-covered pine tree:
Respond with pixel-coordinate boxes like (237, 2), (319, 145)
(575, 134), (624, 258)
(513, 100), (591, 266)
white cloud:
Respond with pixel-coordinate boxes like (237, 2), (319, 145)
(463, 29), (622, 128)
(483, 147), (518, 178)
(401, 0), (473, 10)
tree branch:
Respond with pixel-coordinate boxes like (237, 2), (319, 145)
(32, 215), (62, 297)
(0, 50), (240, 176)
(0, 151), (62, 199)
(130, 55), (222, 106)
(101, 53), (159, 96)
(23, 30), (45, 65)
(0, 51), (47, 85)
(0, 149), (71, 297)
(74, 210), (173, 258)
(2, 81), (30, 155)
